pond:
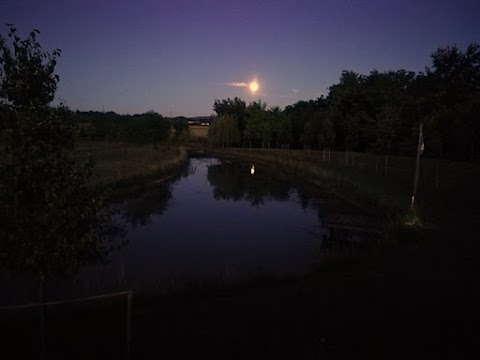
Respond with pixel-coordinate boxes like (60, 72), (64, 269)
(84, 156), (380, 293)
(1, 156), (381, 303)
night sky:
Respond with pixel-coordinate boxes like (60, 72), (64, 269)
(2, 0), (479, 116)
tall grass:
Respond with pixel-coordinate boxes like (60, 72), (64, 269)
(75, 141), (188, 190)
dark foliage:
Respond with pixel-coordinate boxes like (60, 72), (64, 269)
(211, 44), (480, 160)
(73, 110), (171, 144)
(0, 25), (114, 279)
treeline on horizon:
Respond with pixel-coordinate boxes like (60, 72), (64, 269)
(63, 43), (480, 160)
(210, 43), (480, 161)
(68, 110), (191, 144)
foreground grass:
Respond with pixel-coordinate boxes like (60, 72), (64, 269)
(3, 235), (477, 359)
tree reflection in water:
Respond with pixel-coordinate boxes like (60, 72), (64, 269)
(206, 162), (292, 206)
(119, 161), (192, 227)
(205, 160), (382, 262)
(109, 157), (382, 292)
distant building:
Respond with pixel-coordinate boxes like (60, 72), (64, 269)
(188, 116), (213, 126)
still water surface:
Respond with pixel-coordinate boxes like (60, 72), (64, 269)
(91, 157), (377, 293)
(108, 158), (320, 287)
(2, 157), (379, 303)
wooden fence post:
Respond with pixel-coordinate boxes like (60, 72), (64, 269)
(39, 276), (46, 360)
(384, 155), (388, 177)
(411, 123), (423, 211)
(126, 289), (134, 360)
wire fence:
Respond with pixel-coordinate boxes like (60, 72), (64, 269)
(0, 289), (134, 360)
(224, 147), (480, 222)
(0, 290), (131, 310)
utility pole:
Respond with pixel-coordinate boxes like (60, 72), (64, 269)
(410, 122), (423, 212)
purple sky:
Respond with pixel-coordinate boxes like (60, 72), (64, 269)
(2, 0), (479, 116)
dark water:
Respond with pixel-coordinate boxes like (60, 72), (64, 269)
(86, 157), (379, 293)
(1, 157), (380, 303)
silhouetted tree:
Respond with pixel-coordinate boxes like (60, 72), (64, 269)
(426, 44), (480, 159)
(208, 114), (240, 148)
(213, 97), (246, 141)
(171, 116), (190, 144)
(0, 25), (113, 281)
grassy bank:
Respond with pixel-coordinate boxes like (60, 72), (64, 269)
(213, 148), (480, 231)
(74, 141), (188, 198)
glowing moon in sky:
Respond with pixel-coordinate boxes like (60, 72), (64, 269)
(249, 81), (259, 94)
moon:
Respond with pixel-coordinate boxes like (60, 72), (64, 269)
(249, 81), (259, 94)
